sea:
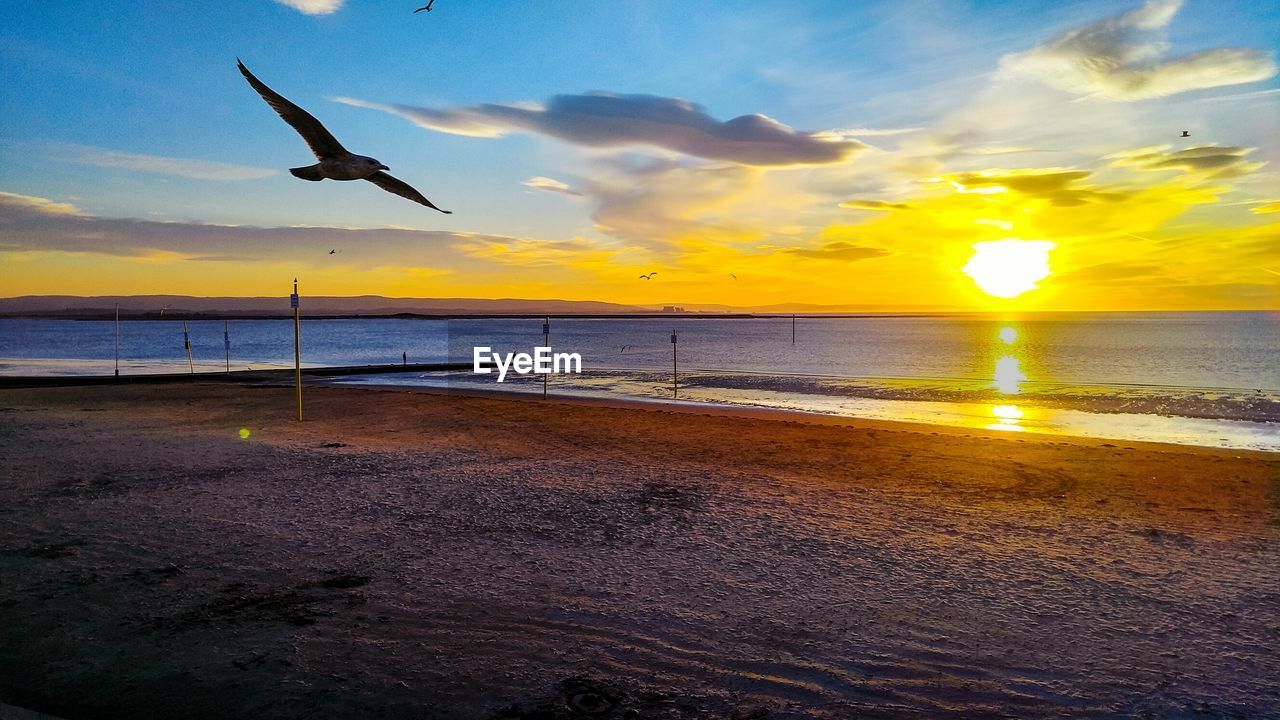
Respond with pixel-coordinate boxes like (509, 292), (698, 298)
(2, 312), (1277, 451)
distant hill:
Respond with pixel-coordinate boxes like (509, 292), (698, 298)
(0, 295), (651, 317)
(0, 295), (960, 318)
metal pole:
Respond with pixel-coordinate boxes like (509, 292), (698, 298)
(114, 304), (120, 377)
(671, 328), (678, 399)
(542, 316), (549, 399)
(224, 320), (231, 373)
(292, 278), (302, 422)
(183, 320), (194, 374)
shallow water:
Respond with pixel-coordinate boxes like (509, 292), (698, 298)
(4, 313), (1278, 450)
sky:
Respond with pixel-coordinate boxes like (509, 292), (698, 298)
(0, 0), (1277, 310)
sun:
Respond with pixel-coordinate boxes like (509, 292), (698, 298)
(962, 239), (1056, 299)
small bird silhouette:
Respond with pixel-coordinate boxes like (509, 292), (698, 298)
(237, 60), (450, 213)
(1180, 130), (1190, 137)
(328, 249), (338, 255)
(414, 0), (435, 12)
(639, 272), (658, 280)
(730, 273), (737, 280)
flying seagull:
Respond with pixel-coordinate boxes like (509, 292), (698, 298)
(236, 60), (450, 213)
(1180, 130), (1190, 137)
(415, 0), (435, 11)
(639, 272), (657, 280)
(329, 249), (339, 255)
(730, 273), (737, 280)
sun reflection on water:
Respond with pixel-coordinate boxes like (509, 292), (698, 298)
(998, 326), (1017, 344)
(988, 404), (1025, 432)
(993, 355), (1027, 394)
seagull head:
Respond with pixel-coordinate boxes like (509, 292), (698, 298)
(357, 156), (390, 173)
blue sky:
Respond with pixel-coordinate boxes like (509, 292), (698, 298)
(1, 0), (1277, 308)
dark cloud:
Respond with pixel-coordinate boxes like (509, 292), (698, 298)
(944, 169), (1128, 205)
(337, 92), (863, 166)
(1110, 145), (1264, 179)
(0, 191), (484, 267)
(839, 199), (913, 211)
(783, 241), (890, 261)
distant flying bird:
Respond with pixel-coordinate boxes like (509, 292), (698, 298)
(730, 273), (737, 280)
(415, 0), (435, 11)
(237, 60), (450, 214)
(639, 272), (657, 280)
(1180, 130), (1190, 137)
(329, 249), (339, 255)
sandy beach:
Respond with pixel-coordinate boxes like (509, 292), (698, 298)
(0, 383), (1277, 719)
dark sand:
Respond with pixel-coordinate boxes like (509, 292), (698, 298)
(0, 383), (1277, 719)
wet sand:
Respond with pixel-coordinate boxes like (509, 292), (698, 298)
(0, 383), (1277, 719)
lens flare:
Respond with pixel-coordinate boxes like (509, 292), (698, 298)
(238, 428), (251, 440)
(963, 239), (1055, 298)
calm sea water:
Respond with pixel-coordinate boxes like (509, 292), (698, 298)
(3, 313), (1277, 450)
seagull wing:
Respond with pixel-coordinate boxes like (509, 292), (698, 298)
(366, 171), (451, 213)
(238, 60), (349, 160)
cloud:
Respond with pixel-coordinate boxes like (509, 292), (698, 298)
(1057, 261), (1171, 286)
(336, 92), (863, 166)
(1109, 145), (1264, 179)
(273, 0), (343, 15)
(938, 168), (1128, 205)
(839, 199), (914, 211)
(1000, 0), (1276, 100)
(51, 144), (276, 181)
(1252, 201), (1280, 214)
(0, 190), (486, 266)
(782, 241), (890, 261)
(824, 127), (923, 138)
(0, 191), (83, 216)
(521, 176), (582, 196)
(452, 235), (613, 267)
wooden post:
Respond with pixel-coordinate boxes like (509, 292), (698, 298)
(292, 279), (302, 422)
(183, 320), (194, 374)
(542, 316), (549, 399)
(114, 304), (120, 377)
(671, 328), (678, 399)
(224, 320), (231, 373)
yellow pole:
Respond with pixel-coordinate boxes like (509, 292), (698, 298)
(293, 278), (302, 422)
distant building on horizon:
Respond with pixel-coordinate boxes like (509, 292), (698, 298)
(660, 306), (686, 313)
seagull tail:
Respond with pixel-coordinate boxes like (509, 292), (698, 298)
(289, 164), (325, 182)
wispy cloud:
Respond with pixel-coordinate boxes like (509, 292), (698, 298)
(839, 199), (914, 211)
(782, 241), (891, 261)
(336, 92), (863, 166)
(0, 191), (83, 216)
(521, 176), (582, 196)
(50, 143), (276, 181)
(1000, 0), (1276, 100)
(272, 0), (343, 16)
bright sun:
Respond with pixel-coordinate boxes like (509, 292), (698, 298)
(962, 239), (1056, 299)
